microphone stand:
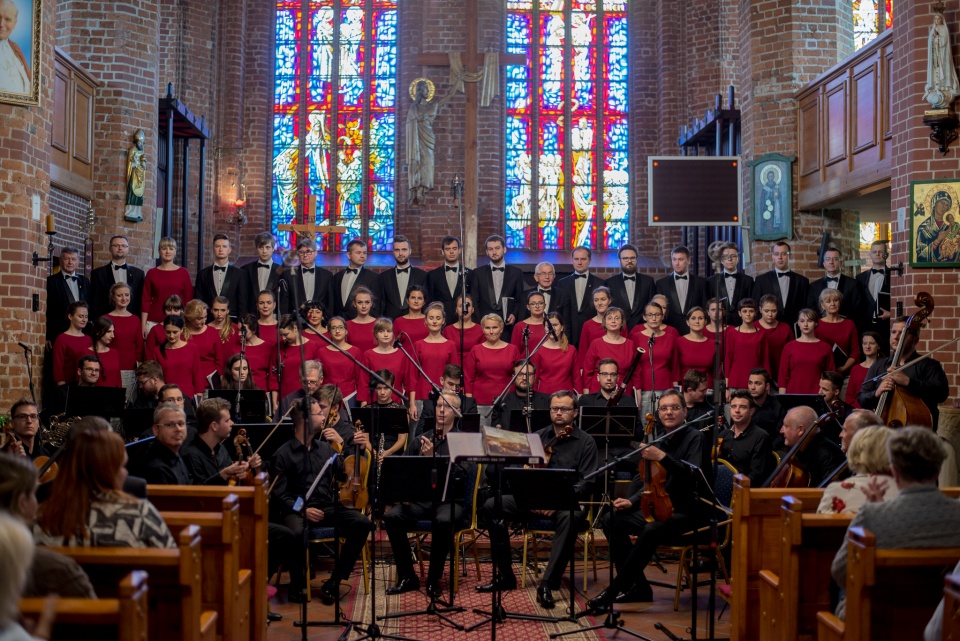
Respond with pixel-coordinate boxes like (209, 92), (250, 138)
(233, 325), (247, 423)
(647, 335), (658, 429)
(393, 333), (462, 419)
(523, 326), (533, 433)
(489, 329), (552, 412)
(19, 343), (37, 407)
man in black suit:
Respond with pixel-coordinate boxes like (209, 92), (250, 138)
(90, 235), (144, 319)
(240, 231), (282, 316)
(283, 237), (334, 314)
(807, 247), (866, 333)
(751, 241), (810, 325)
(519, 262), (572, 333)
(604, 244), (655, 330)
(426, 235), (470, 323)
(332, 239), (379, 319)
(655, 246), (705, 336)
(706, 242), (754, 327)
(470, 234), (524, 338)
(377, 235), (428, 319)
(556, 245), (604, 346)
(855, 240), (891, 351)
(195, 233), (244, 317)
(45, 247), (90, 346)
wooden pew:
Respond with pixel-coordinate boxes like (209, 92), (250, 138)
(162, 493), (250, 641)
(729, 474), (825, 641)
(19, 571), (148, 641)
(816, 527), (960, 641)
(49, 525), (217, 641)
(758, 497), (852, 641)
(942, 573), (960, 640)
(146, 476), (268, 641)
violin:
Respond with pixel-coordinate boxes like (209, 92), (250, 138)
(639, 413), (674, 523)
(875, 292), (934, 428)
(539, 425), (573, 467)
(338, 420), (369, 510)
(765, 398), (845, 488)
(229, 428), (258, 487)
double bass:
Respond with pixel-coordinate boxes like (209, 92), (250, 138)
(875, 292), (934, 428)
(764, 398), (845, 488)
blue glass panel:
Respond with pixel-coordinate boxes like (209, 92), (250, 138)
(272, 114), (298, 250)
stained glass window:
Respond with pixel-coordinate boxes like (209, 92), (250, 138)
(853, 0), (893, 51)
(272, 0), (398, 252)
(505, 0), (629, 251)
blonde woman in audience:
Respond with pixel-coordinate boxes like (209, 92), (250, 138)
(817, 425), (898, 514)
(0, 512), (57, 641)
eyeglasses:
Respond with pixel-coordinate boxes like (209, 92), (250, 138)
(658, 405), (683, 412)
(157, 421), (187, 429)
(550, 406), (575, 413)
(13, 413), (39, 421)
(82, 367), (101, 374)
(110, 243), (129, 249)
(644, 312), (663, 318)
(298, 249), (316, 255)
(136, 376), (156, 387)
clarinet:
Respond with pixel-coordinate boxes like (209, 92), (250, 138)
(376, 433), (385, 488)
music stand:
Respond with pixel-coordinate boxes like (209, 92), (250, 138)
(64, 386), (126, 418)
(207, 389), (269, 423)
(776, 393), (827, 414)
(578, 406), (638, 547)
(507, 408), (551, 433)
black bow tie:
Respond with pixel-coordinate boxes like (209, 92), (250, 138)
(491, 266), (504, 272)
(214, 266), (226, 272)
(445, 266), (458, 272)
(64, 275), (77, 281)
(538, 289), (552, 295)
(396, 267), (409, 274)
(258, 263), (271, 269)
(345, 268), (358, 274)
(113, 264), (127, 271)
(622, 276), (636, 282)
(574, 273), (587, 279)
(675, 275), (688, 281)
(724, 273), (736, 279)
(776, 271), (789, 278)
(871, 268), (884, 275)
(826, 276), (839, 283)
(302, 267), (315, 274)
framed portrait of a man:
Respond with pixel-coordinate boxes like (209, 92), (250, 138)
(748, 153), (795, 241)
(0, 0), (41, 106)
(909, 179), (960, 268)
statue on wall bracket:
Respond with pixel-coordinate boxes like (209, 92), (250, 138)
(123, 128), (146, 223)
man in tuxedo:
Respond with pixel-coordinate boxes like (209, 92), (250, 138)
(807, 247), (866, 332)
(332, 239), (379, 319)
(605, 244), (655, 330)
(426, 235), (470, 323)
(751, 241), (810, 325)
(240, 232), (282, 316)
(377, 235), (428, 319)
(470, 234), (524, 337)
(707, 242), (754, 327)
(557, 245), (604, 346)
(45, 247), (90, 345)
(283, 237), (334, 314)
(90, 235), (144, 319)
(655, 246), (705, 335)
(519, 262), (572, 332)
(195, 234), (244, 316)
(856, 240), (891, 351)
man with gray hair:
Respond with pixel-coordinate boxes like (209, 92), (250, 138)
(277, 360), (323, 418)
(0, 0), (30, 94)
(520, 261), (572, 333)
(838, 409), (882, 453)
(776, 406), (845, 487)
(139, 402), (191, 484)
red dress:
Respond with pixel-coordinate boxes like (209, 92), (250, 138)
(106, 313), (143, 370)
(218, 324), (242, 357)
(53, 333), (92, 384)
(244, 341), (277, 393)
(394, 317), (430, 355)
(155, 343), (205, 398)
(186, 326), (224, 385)
(359, 349), (414, 405)
(145, 324), (166, 361)
(676, 336), (716, 386)
(577, 319), (605, 366)
(633, 332), (679, 392)
(532, 345), (579, 394)
(845, 363), (869, 408)
(257, 323), (279, 349)
(581, 338), (637, 394)
(414, 339), (458, 398)
(464, 343), (521, 404)
(724, 328), (770, 389)
(511, 320), (547, 354)
(815, 319), (861, 367)
(94, 348), (123, 388)
(318, 345), (363, 399)
(443, 324), (484, 362)
(631, 324), (680, 340)
(754, 322), (793, 385)
(346, 319), (377, 355)
(778, 340), (833, 394)
(277, 341), (322, 399)
(142, 267), (193, 323)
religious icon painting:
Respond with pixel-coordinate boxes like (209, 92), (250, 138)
(0, 0), (41, 106)
(909, 179), (960, 268)
(748, 153), (795, 241)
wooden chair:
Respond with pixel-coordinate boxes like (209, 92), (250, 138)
(816, 527), (960, 641)
(520, 507), (597, 591)
(19, 571), (148, 641)
(49, 525), (217, 641)
(942, 573), (960, 640)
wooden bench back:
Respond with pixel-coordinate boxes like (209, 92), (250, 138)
(943, 573), (960, 641)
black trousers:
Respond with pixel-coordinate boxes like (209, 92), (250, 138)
(384, 500), (464, 584)
(281, 505), (373, 591)
(611, 512), (698, 594)
(600, 506), (648, 572)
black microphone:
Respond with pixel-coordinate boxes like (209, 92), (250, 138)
(546, 322), (559, 342)
(17, 342), (31, 352)
(648, 335), (656, 348)
(393, 339), (403, 349)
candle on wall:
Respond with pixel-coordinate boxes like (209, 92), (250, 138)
(45, 214), (55, 234)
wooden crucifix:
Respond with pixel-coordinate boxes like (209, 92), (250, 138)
(417, 0), (524, 266)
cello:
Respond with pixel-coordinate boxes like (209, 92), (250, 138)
(875, 292), (934, 428)
(639, 413), (674, 522)
(764, 398), (845, 488)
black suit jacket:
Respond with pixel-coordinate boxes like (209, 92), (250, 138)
(239, 260), (283, 316)
(707, 272), (756, 326)
(45, 272), (91, 341)
(556, 271), (604, 346)
(426, 265), (470, 324)
(807, 274), (866, 332)
(469, 264), (525, 322)
(654, 273), (706, 335)
(518, 286), (573, 337)
(283, 265), (334, 315)
(331, 267), (380, 319)
(90, 263), (145, 319)
(855, 267), (890, 348)
(195, 264), (244, 317)
(752, 270), (810, 325)
(604, 273), (656, 329)
(376, 266), (429, 319)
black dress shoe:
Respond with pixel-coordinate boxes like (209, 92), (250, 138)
(317, 580), (339, 606)
(386, 576), (421, 595)
(614, 584), (654, 603)
(267, 611), (283, 622)
(426, 581), (443, 599)
(586, 587), (613, 612)
(536, 585), (556, 609)
(476, 576), (517, 593)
